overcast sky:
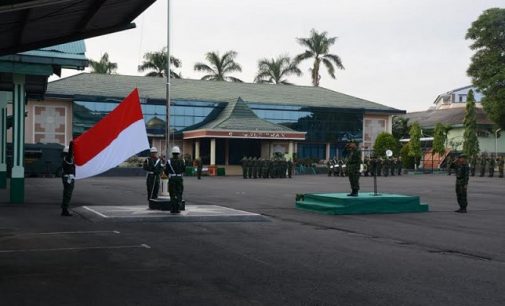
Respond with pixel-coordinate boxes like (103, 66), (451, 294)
(59, 0), (504, 112)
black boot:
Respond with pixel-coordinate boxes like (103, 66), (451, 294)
(61, 208), (73, 216)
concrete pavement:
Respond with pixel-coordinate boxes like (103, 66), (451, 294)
(1, 174), (504, 305)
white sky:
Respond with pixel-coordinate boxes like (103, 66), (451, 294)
(57, 0), (504, 112)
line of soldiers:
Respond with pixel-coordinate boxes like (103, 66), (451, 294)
(327, 156), (402, 177)
(464, 154), (504, 178)
(240, 156), (293, 179)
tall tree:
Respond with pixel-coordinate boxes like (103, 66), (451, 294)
(408, 122), (422, 170)
(89, 53), (117, 74)
(194, 51), (243, 82)
(254, 55), (301, 85)
(295, 29), (344, 87)
(466, 8), (505, 129)
(463, 89), (480, 157)
(432, 122), (448, 170)
(138, 48), (181, 78)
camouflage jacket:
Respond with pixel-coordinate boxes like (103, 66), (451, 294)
(455, 163), (469, 186)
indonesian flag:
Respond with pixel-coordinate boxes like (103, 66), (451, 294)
(73, 88), (150, 179)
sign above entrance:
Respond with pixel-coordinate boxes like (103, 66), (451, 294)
(183, 129), (306, 141)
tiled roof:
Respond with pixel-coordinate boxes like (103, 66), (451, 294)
(402, 107), (494, 128)
(199, 98), (295, 132)
(46, 73), (404, 113)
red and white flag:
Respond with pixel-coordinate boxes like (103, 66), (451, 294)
(73, 88), (150, 179)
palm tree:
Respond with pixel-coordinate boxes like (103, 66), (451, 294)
(89, 53), (117, 74)
(138, 47), (181, 78)
(194, 50), (243, 82)
(295, 29), (344, 87)
(254, 55), (302, 85)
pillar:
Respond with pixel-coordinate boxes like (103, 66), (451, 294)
(325, 143), (331, 160)
(195, 140), (200, 159)
(10, 74), (25, 203)
(210, 138), (216, 165)
(0, 91), (8, 189)
(288, 141), (294, 159)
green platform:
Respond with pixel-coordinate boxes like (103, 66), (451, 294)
(296, 193), (429, 215)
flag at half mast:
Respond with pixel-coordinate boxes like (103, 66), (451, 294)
(73, 88), (150, 179)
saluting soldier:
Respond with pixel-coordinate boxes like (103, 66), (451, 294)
(165, 146), (186, 213)
(61, 141), (75, 216)
(453, 154), (470, 213)
(143, 147), (163, 202)
(346, 142), (362, 196)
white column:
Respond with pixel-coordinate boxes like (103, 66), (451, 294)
(325, 143), (331, 160)
(288, 141), (294, 158)
(195, 140), (200, 159)
(210, 138), (216, 165)
(11, 74), (25, 203)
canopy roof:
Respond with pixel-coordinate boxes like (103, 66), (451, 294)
(183, 98), (306, 141)
(0, 0), (156, 56)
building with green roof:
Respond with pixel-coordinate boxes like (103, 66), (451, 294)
(28, 73), (403, 174)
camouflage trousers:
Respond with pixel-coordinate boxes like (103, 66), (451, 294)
(456, 184), (468, 209)
(348, 171), (360, 193)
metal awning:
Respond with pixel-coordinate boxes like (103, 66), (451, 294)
(0, 0), (156, 56)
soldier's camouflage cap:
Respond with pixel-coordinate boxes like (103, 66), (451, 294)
(458, 154), (467, 158)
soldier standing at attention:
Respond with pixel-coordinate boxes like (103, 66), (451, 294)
(383, 157), (390, 177)
(287, 158), (293, 178)
(498, 156), (504, 178)
(240, 156), (247, 179)
(488, 155), (496, 177)
(143, 147), (163, 202)
(470, 154), (477, 176)
(397, 156), (402, 175)
(453, 154), (469, 213)
(346, 142), (362, 197)
(479, 153), (487, 177)
(61, 141), (75, 216)
(194, 157), (203, 180)
(165, 146), (186, 214)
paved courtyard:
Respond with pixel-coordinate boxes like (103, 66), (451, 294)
(1, 173), (504, 305)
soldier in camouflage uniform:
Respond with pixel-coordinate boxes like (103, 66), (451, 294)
(165, 146), (186, 213)
(470, 154), (477, 177)
(498, 156), (504, 178)
(479, 153), (487, 177)
(446, 155), (454, 175)
(247, 157), (253, 178)
(488, 155), (496, 177)
(346, 142), (362, 196)
(241, 156), (248, 179)
(452, 154), (469, 213)
(383, 157), (390, 177)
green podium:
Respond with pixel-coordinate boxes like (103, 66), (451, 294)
(296, 193), (429, 215)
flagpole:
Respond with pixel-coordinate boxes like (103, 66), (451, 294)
(165, 0), (171, 158)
